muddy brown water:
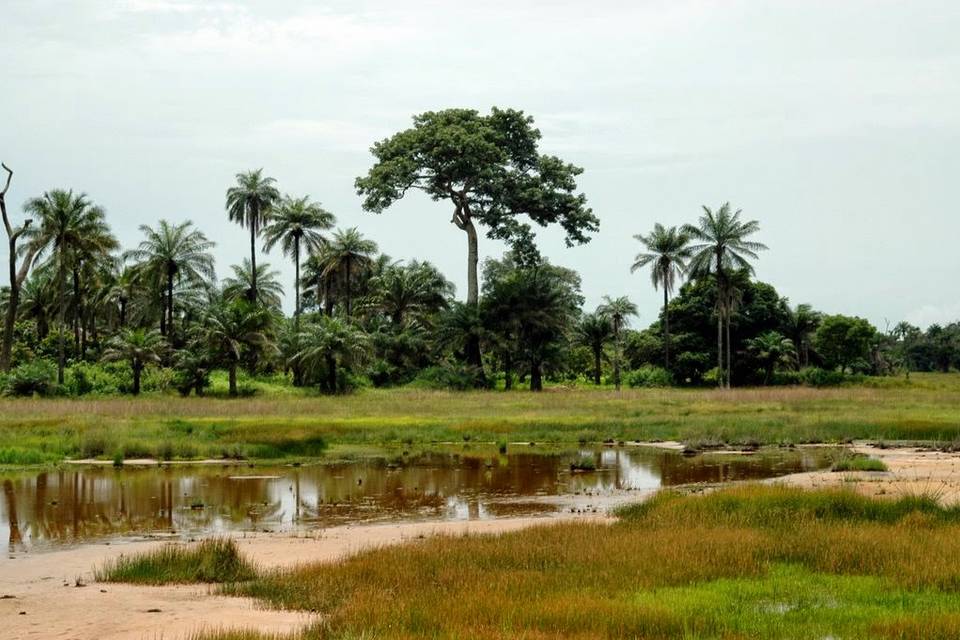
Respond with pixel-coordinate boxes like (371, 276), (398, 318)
(1, 446), (830, 551)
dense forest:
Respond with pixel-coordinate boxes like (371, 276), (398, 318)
(0, 109), (956, 397)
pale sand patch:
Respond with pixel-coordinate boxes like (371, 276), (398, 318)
(774, 444), (960, 504)
(1, 513), (610, 640)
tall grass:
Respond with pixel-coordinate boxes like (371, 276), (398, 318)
(95, 539), (257, 585)
(2, 372), (960, 466)
(210, 486), (960, 639)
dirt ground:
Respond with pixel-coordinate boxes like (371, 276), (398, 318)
(1, 513), (610, 640)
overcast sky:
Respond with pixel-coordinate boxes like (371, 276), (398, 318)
(2, 0), (958, 329)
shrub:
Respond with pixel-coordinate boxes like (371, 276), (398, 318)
(626, 365), (674, 388)
(770, 370), (803, 386)
(3, 359), (58, 396)
(800, 367), (848, 387)
(412, 363), (493, 390)
(65, 361), (128, 395)
(95, 539), (257, 585)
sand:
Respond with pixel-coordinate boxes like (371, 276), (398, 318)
(775, 443), (960, 503)
(1, 513), (610, 640)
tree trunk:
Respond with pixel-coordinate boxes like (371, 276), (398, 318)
(0, 186), (34, 371)
(663, 287), (670, 369)
(504, 351), (514, 390)
(249, 216), (258, 304)
(167, 268), (175, 342)
(119, 299), (126, 329)
(345, 259), (352, 317)
(725, 313), (732, 389)
(463, 215), (482, 368)
(57, 255), (66, 385)
(228, 362), (238, 397)
(326, 354), (337, 393)
(530, 361), (543, 392)
(294, 241), (301, 326)
(613, 328), (622, 391)
(72, 268), (81, 354)
(593, 345), (602, 385)
(716, 312), (723, 388)
(132, 361), (142, 395)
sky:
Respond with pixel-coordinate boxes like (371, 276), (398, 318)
(2, 0), (959, 330)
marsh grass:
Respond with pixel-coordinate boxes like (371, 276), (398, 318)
(95, 539), (257, 585)
(831, 454), (889, 472)
(2, 372), (960, 467)
(208, 486), (960, 639)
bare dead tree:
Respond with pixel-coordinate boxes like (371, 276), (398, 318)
(1, 162), (37, 371)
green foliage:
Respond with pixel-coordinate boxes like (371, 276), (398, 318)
(411, 363), (492, 390)
(815, 315), (878, 373)
(3, 359), (58, 396)
(626, 365), (675, 388)
(831, 455), (888, 472)
(800, 366), (852, 387)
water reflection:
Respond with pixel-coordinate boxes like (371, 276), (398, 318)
(1, 447), (828, 551)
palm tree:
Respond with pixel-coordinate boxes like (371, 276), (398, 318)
(367, 261), (454, 325)
(320, 228), (378, 317)
(295, 316), (369, 393)
(204, 298), (274, 396)
(631, 224), (691, 368)
(101, 328), (166, 395)
(225, 169), (280, 304)
(577, 312), (612, 385)
(785, 303), (821, 368)
(746, 331), (797, 385)
(124, 220), (215, 340)
(683, 203), (767, 388)
(597, 295), (638, 391)
(222, 259), (284, 310)
(262, 195), (335, 327)
(23, 190), (114, 383)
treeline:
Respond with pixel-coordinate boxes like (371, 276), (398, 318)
(0, 108), (954, 396)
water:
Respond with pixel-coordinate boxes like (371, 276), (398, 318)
(1, 446), (830, 551)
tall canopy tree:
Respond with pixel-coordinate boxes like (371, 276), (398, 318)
(631, 223), (691, 369)
(125, 220), (215, 340)
(683, 203), (767, 388)
(598, 296), (638, 391)
(225, 169), (280, 304)
(262, 195), (335, 326)
(1, 163), (37, 371)
(356, 107), (599, 367)
(23, 190), (113, 383)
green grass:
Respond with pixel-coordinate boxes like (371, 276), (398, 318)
(95, 539), (258, 585)
(199, 486), (960, 639)
(832, 454), (890, 472)
(1, 372), (959, 468)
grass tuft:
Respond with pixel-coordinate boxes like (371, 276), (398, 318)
(832, 454), (889, 472)
(96, 539), (257, 585)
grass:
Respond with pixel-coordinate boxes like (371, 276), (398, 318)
(1, 372), (959, 468)
(95, 539), (257, 585)
(832, 454), (890, 472)
(193, 485), (960, 639)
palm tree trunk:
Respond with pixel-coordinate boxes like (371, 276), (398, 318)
(294, 241), (301, 327)
(663, 287), (670, 369)
(119, 299), (126, 329)
(72, 268), (81, 354)
(504, 350), (514, 390)
(725, 312), (732, 389)
(228, 362), (238, 397)
(716, 312), (723, 388)
(57, 254), (66, 385)
(593, 345), (602, 385)
(167, 269), (175, 342)
(345, 259), (352, 317)
(132, 361), (142, 395)
(249, 217), (258, 304)
(614, 327), (622, 391)
(530, 360), (543, 392)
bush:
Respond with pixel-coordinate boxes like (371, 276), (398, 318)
(626, 365), (674, 388)
(412, 363), (493, 390)
(3, 359), (58, 396)
(65, 361), (128, 395)
(800, 367), (848, 387)
(770, 370), (803, 386)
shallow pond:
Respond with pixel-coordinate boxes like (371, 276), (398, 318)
(1, 446), (830, 551)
